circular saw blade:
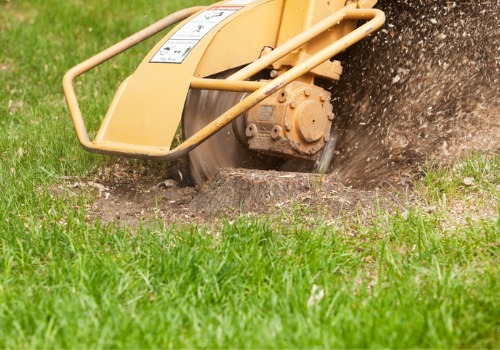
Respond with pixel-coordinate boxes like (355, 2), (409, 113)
(182, 72), (283, 185)
(182, 70), (334, 185)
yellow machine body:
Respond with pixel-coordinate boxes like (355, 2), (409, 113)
(97, 0), (284, 151)
(63, 0), (385, 170)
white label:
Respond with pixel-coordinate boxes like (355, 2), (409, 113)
(150, 40), (197, 64)
(151, 6), (243, 64)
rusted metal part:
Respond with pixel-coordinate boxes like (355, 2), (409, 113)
(245, 81), (333, 160)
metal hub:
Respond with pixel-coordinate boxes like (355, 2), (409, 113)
(245, 81), (334, 159)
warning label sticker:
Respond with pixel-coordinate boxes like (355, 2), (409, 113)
(150, 40), (197, 64)
(150, 6), (243, 64)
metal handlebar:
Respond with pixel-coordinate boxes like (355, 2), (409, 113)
(63, 6), (385, 161)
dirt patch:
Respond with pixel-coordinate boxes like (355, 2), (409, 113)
(0, 64), (13, 72)
(81, 160), (198, 226)
(68, 160), (399, 227)
(190, 169), (398, 218)
(74, 0), (498, 226)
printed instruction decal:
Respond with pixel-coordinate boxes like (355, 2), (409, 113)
(150, 6), (243, 64)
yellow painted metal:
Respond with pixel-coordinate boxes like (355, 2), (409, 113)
(65, 0), (283, 157)
(63, 0), (385, 160)
(63, 7), (205, 154)
(274, 0), (357, 84)
(358, 0), (378, 9)
(190, 78), (264, 92)
(94, 1), (273, 150)
(194, 0), (284, 78)
(173, 8), (386, 161)
(271, 51), (343, 81)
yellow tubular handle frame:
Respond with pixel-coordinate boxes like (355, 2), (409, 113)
(62, 7), (206, 150)
(63, 6), (385, 161)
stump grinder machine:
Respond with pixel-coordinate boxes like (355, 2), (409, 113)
(63, 0), (385, 185)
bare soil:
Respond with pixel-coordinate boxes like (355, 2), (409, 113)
(74, 162), (400, 227)
(74, 0), (498, 227)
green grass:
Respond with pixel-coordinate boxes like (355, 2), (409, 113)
(1, 0), (499, 348)
(418, 154), (500, 204)
(1, 213), (498, 348)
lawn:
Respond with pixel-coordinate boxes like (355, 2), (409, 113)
(0, 0), (499, 348)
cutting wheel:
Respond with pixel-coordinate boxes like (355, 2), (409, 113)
(182, 70), (335, 185)
(182, 71), (284, 185)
